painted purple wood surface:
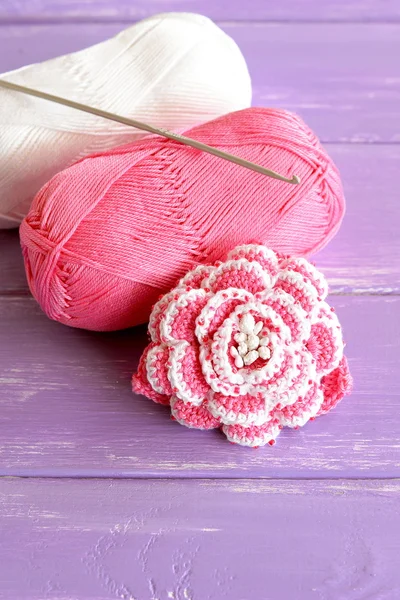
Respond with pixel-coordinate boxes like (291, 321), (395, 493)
(0, 5), (398, 599)
(1, 477), (400, 600)
(1, 295), (399, 477)
(0, 230), (28, 293)
(1, 23), (400, 142)
(1, 144), (399, 294)
(1, 0), (400, 22)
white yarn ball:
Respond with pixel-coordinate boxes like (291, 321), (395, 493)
(0, 12), (251, 228)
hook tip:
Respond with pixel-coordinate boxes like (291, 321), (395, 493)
(292, 175), (301, 185)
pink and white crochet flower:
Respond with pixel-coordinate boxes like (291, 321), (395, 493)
(132, 245), (352, 447)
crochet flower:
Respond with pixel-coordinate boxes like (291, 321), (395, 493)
(132, 245), (352, 447)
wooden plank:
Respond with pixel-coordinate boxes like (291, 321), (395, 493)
(1, 0), (400, 23)
(1, 477), (400, 599)
(1, 144), (398, 294)
(0, 230), (29, 293)
(0, 23), (399, 143)
(1, 295), (399, 478)
(316, 144), (400, 293)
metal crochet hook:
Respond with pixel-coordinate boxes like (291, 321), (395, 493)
(0, 79), (300, 185)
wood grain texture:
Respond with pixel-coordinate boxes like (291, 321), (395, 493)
(0, 230), (28, 293)
(1, 23), (400, 143)
(0, 0), (400, 600)
(1, 0), (400, 22)
(1, 295), (399, 478)
(1, 144), (399, 294)
(316, 144), (400, 293)
(1, 477), (400, 600)
(0, 8), (398, 599)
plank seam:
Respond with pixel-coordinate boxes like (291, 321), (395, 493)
(1, 18), (400, 26)
(1, 475), (400, 481)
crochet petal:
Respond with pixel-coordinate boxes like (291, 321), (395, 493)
(307, 302), (344, 375)
(276, 381), (323, 428)
(170, 397), (221, 430)
(202, 259), (273, 295)
(146, 343), (173, 396)
(318, 356), (353, 416)
(256, 288), (311, 343)
(195, 288), (253, 343)
(168, 341), (209, 405)
(160, 288), (209, 344)
(275, 270), (319, 315)
(132, 343), (170, 406)
(280, 257), (328, 300)
(227, 245), (279, 279)
(208, 391), (269, 426)
(148, 290), (176, 343)
(222, 419), (282, 447)
(200, 341), (244, 397)
(178, 264), (216, 290)
(256, 347), (316, 411)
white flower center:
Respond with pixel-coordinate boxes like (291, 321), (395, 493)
(230, 313), (271, 368)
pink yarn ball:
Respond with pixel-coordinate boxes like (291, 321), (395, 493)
(20, 107), (345, 331)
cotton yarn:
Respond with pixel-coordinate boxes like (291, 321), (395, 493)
(20, 107), (346, 332)
(0, 12), (251, 228)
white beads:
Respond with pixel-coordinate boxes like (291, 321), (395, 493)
(247, 334), (260, 351)
(254, 321), (263, 335)
(258, 345), (271, 360)
(243, 350), (259, 366)
(234, 332), (246, 343)
(231, 312), (272, 369)
(230, 345), (245, 368)
(235, 355), (244, 368)
(238, 342), (248, 356)
(239, 313), (255, 334)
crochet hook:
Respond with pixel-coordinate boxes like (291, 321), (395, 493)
(0, 79), (300, 185)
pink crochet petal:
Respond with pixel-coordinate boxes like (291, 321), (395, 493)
(160, 288), (209, 344)
(276, 381), (323, 428)
(178, 264), (216, 290)
(280, 257), (328, 300)
(275, 270), (319, 315)
(168, 341), (209, 405)
(256, 347), (316, 411)
(256, 288), (310, 344)
(146, 343), (173, 396)
(132, 343), (170, 406)
(202, 259), (273, 295)
(148, 290), (176, 343)
(307, 302), (344, 375)
(170, 397), (221, 430)
(227, 245), (279, 279)
(195, 288), (253, 343)
(222, 419), (282, 447)
(208, 391), (269, 426)
(318, 356), (353, 416)
(200, 342), (243, 397)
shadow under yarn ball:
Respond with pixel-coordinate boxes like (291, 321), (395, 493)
(20, 107), (345, 332)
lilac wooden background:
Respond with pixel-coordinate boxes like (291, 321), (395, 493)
(1, 2), (399, 598)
